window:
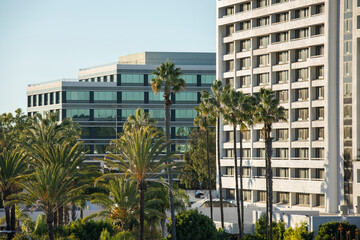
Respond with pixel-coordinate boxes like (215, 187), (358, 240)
(175, 109), (197, 120)
(275, 168), (289, 178)
(275, 32), (288, 42)
(277, 192), (289, 204)
(257, 191), (266, 202)
(93, 127), (116, 139)
(278, 90), (288, 102)
(258, 36), (269, 48)
(226, 131), (234, 142)
(121, 109), (138, 120)
(225, 42), (234, 54)
(175, 127), (193, 139)
(344, 41), (352, 55)
(243, 168), (251, 178)
(240, 76), (251, 87)
(256, 16), (270, 27)
(315, 194), (325, 207)
(296, 48), (308, 61)
(277, 51), (288, 64)
(243, 190), (251, 201)
(275, 12), (288, 23)
(176, 92), (198, 102)
(242, 130), (251, 141)
(50, 92), (54, 105)
(295, 148), (309, 159)
(225, 24), (234, 37)
(294, 28), (309, 39)
(240, 57), (251, 69)
(122, 92), (144, 102)
(256, 0), (269, 8)
(44, 93), (48, 105)
(296, 193), (310, 206)
(314, 45), (324, 56)
(296, 88), (309, 100)
(258, 73), (269, 85)
(238, 20), (251, 31)
(94, 92), (117, 101)
(294, 8), (309, 19)
(314, 4), (325, 15)
(257, 168), (266, 177)
(344, 126), (352, 139)
(94, 109), (117, 121)
(277, 129), (288, 140)
(296, 128), (309, 140)
(121, 74), (144, 84)
(148, 109), (164, 120)
(225, 6), (234, 16)
(344, 83), (352, 97)
(226, 189), (235, 199)
(314, 25), (325, 35)
(225, 60), (234, 72)
(258, 149), (266, 158)
(148, 92), (164, 102)
(316, 66), (324, 79)
(258, 54), (269, 67)
(314, 148), (324, 158)
(240, 39), (251, 51)
(276, 148), (289, 158)
(316, 107), (324, 120)
(225, 167), (234, 176)
(239, 2), (251, 12)
(314, 169), (325, 179)
(201, 75), (216, 85)
(345, 0), (353, 12)
(66, 109), (90, 120)
(296, 108), (309, 121)
(55, 92), (60, 104)
(344, 105), (352, 119)
(295, 168), (309, 179)
(316, 128), (325, 140)
(182, 75), (197, 84)
(344, 62), (352, 76)
(66, 91), (89, 101)
(316, 87), (324, 99)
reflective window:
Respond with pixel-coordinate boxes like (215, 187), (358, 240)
(66, 109), (90, 120)
(175, 127), (193, 138)
(94, 109), (117, 121)
(80, 127), (90, 138)
(149, 92), (164, 102)
(122, 74), (144, 84)
(175, 144), (190, 153)
(182, 75), (197, 84)
(176, 92), (197, 102)
(94, 145), (111, 154)
(121, 109), (138, 120)
(94, 92), (117, 101)
(201, 75), (216, 84)
(148, 109), (164, 120)
(175, 109), (197, 120)
(93, 127), (116, 139)
(122, 92), (144, 102)
(66, 91), (90, 101)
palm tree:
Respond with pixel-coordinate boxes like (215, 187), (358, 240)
(201, 80), (230, 229)
(194, 102), (215, 220)
(222, 89), (253, 238)
(86, 176), (139, 231)
(8, 164), (88, 240)
(0, 148), (28, 240)
(123, 108), (158, 133)
(254, 88), (286, 240)
(102, 126), (179, 240)
(151, 60), (185, 240)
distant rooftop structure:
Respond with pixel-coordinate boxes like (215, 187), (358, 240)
(117, 52), (216, 66)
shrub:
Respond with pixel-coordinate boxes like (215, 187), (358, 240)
(284, 222), (313, 240)
(100, 228), (135, 240)
(254, 214), (285, 240)
(315, 221), (357, 240)
(167, 209), (219, 240)
(34, 214), (48, 236)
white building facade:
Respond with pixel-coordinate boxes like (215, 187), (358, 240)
(216, 0), (360, 214)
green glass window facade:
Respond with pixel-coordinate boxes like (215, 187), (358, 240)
(121, 109), (138, 120)
(201, 75), (216, 84)
(175, 144), (190, 153)
(122, 92), (144, 102)
(66, 109), (90, 120)
(94, 92), (117, 101)
(94, 145), (111, 154)
(149, 92), (164, 102)
(122, 74), (144, 84)
(66, 91), (90, 101)
(93, 127), (116, 139)
(175, 127), (193, 138)
(175, 109), (197, 120)
(80, 127), (90, 138)
(176, 92), (197, 102)
(94, 109), (117, 121)
(182, 75), (197, 84)
(148, 109), (165, 119)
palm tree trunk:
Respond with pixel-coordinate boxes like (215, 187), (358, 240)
(233, 126), (242, 237)
(161, 218), (166, 237)
(53, 210), (57, 226)
(46, 211), (55, 240)
(239, 131), (244, 239)
(206, 129), (213, 221)
(164, 93), (176, 240)
(138, 181), (147, 240)
(58, 206), (63, 225)
(3, 196), (11, 240)
(10, 204), (16, 239)
(80, 208), (83, 219)
(265, 126), (273, 240)
(71, 201), (76, 222)
(64, 205), (69, 224)
(217, 117), (225, 229)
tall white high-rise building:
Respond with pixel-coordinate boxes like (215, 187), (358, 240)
(216, 0), (360, 214)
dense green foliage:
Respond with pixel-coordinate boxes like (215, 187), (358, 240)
(166, 209), (221, 240)
(283, 222), (313, 240)
(315, 221), (358, 240)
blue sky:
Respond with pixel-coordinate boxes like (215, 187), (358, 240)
(0, 0), (216, 114)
